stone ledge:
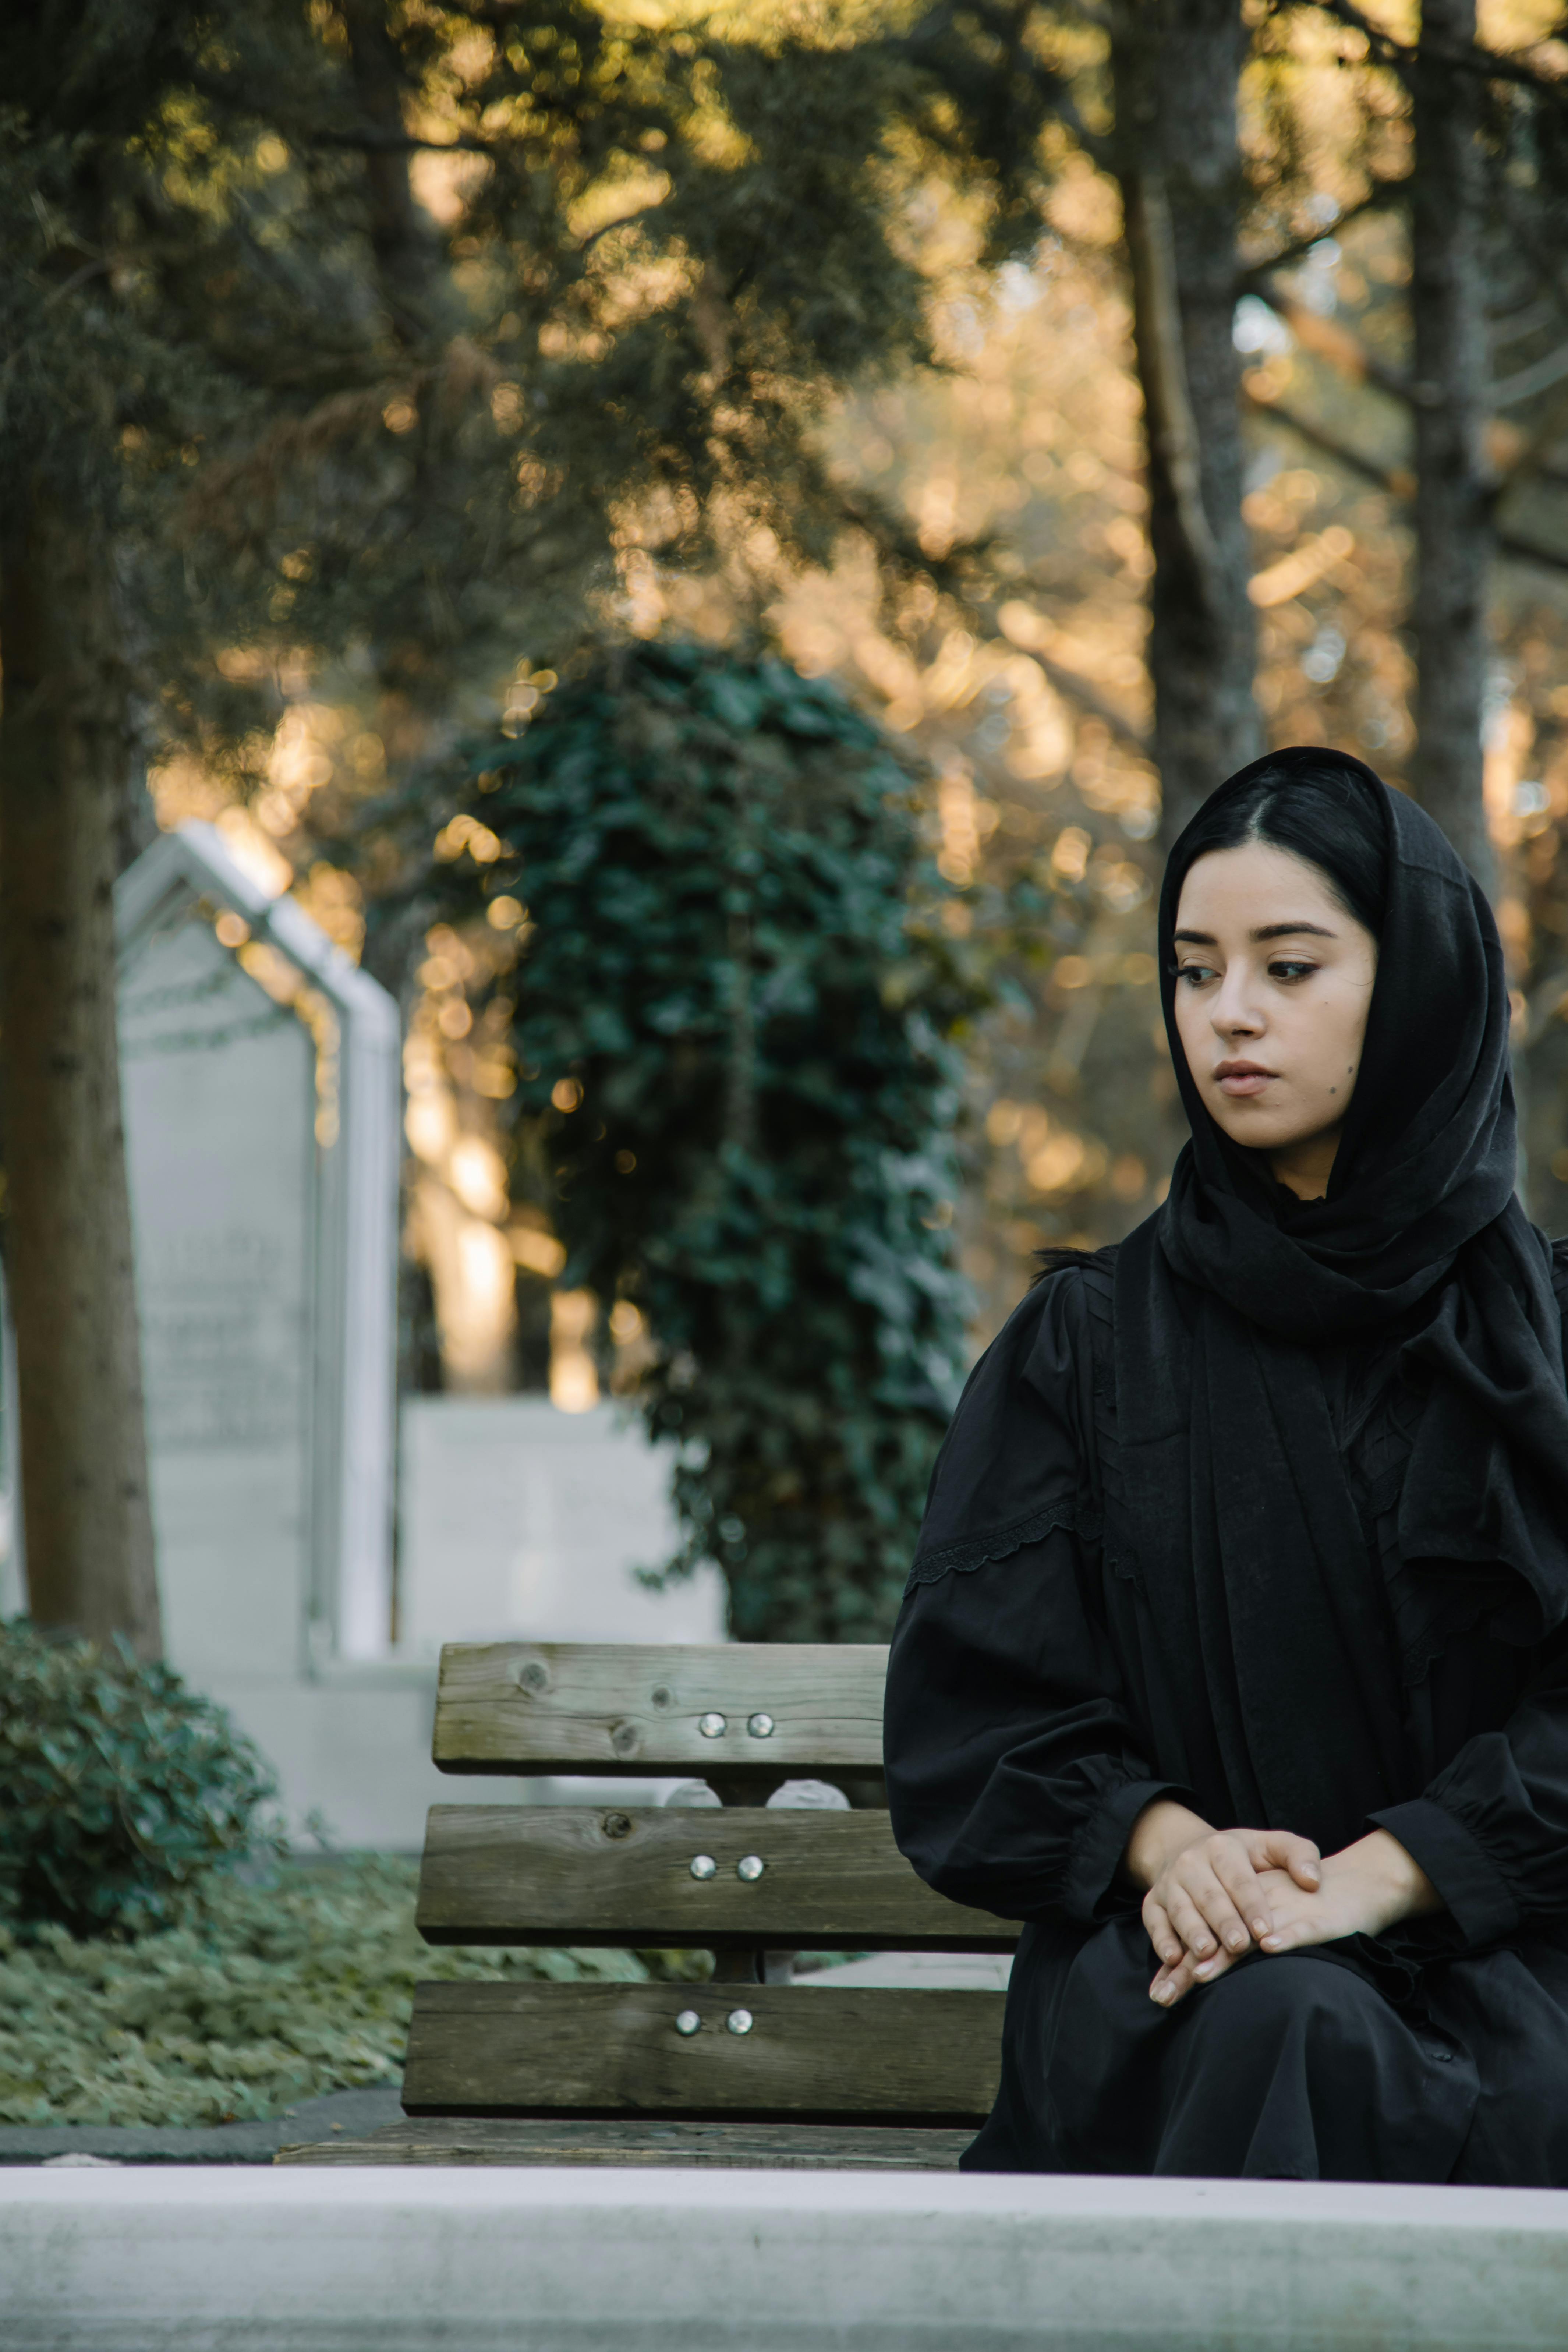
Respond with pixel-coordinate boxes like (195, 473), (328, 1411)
(5, 2166), (1568, 2351)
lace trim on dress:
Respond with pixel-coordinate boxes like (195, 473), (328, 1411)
(904, 1497), (1080, 1591)
(1080, 1252), (1144, 1589)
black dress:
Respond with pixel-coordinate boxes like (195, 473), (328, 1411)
(884, 1247), (1568, 2183)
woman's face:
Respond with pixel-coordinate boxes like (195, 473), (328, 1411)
(1171, 839), (1378, 1199)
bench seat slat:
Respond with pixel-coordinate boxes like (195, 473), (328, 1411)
(433, 1642), (886, 1778)
(416, 1806), (1017, 1953)
(401, 1981), (1003, 2125)
(276, 2118), (973, 2168)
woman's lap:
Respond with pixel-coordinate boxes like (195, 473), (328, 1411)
(1153, 1948), (1472, 2180)
(964, 1918), (1568, 2183)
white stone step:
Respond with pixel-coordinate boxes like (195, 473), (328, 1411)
(4, 2164), (1568, 2351)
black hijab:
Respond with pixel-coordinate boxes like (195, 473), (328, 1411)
(1113, 748), (1568, 1849)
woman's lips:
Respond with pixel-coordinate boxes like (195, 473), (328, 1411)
(1214, 1063), (1275, 1097)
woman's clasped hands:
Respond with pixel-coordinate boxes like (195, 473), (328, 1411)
(1124, 1800), (1439, 2008)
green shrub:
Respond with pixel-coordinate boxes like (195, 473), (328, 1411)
(0, 1619), (280, 1937)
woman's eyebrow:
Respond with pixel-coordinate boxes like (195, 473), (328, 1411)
(1171, 921), (1337, 946)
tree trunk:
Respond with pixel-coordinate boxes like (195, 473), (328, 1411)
(342, 0), (451, 350)
(0, 484), (161, 1657)
(1113, 0), (1261, 848)
(1409, 0), (1493, 888)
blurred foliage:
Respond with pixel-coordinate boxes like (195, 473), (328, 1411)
(0, 1620), (280, 1938)
(0, 1853), (680, 2127)
(0, 0), (934, 794)
(374, 638), (992, 1638)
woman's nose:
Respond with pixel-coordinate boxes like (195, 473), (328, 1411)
(1211, 980), (1262, 1036)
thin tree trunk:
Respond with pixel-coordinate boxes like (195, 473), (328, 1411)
(1410, 0), (1493, 890)
(342, 0), (450, 351)
(0, 484), (161, 1657)
(1113, 0), (1261, 848)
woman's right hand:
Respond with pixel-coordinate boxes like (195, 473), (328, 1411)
(1124, 1800), (1322, 2003)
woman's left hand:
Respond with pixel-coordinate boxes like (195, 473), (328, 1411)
(1148, 1829), (1440, 2008)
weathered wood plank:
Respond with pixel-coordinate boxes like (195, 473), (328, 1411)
(401, 1981), (1002, 2123)
(432, 1642), (886, 1778)
(276, 2119), (973, 2169)
(416, 1806), (1016, 1952)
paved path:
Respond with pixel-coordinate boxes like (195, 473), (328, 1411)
(799, 1950), (1012, 1991)
(0, 2086), (405, 2166)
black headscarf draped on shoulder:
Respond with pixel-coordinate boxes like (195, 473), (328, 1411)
(1113, 747), (1568, 1850)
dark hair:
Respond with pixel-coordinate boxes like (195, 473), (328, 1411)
(1169, 755), (1389, 940)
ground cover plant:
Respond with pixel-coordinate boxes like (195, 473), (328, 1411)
(0, 1854), (657, 2128)
(0, 1623), (675, 2128)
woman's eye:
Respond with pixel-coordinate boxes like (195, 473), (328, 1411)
(1270, 960), (1317, 982)
(1176, 963), (1217, 987)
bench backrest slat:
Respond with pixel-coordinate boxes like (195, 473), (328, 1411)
(412, 1637), (1005, 2142)
(433, 1641), (887, 1778)
(417, 1806), (1017, 1953)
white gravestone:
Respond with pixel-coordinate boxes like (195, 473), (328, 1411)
(102, 825), (454, 1843)
(116, 823), (400, 1671)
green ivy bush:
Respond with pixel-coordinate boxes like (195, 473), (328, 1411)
(0, 1856), (666, 2127)
(0, 1619), (280, 1937)
(376, 640), (990, 1641)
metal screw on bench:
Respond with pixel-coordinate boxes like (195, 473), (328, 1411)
(602, 1813), (633, 1839)
(689, 1854), (718, 1880)
(747, 1712), (774, 1737)
(698, 1712), (727, 1737)
(736, 1854), (765, 1881)
(726, 2009), (754, 2036)
(675, 2010), (702, 2036)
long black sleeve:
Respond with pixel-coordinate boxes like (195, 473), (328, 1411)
(884, 1273), (1188, 1926)
(1379, 1248), (1568, 1952)
(1374, 1627), (1568, 1951)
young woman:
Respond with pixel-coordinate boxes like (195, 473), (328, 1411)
(885, 748), (1568, 2182)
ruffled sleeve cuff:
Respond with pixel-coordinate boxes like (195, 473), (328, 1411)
(1369, 1797), (1521, 1952)
(1061, 1776), (1194, 1926)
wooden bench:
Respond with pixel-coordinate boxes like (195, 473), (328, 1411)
(280, 1642), (1015, 2168)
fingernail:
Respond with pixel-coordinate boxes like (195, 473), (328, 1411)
(1152, 1985), (1172, 2005)
(1196, 1959), (1215, 1977)
(1252, 1920), (1269, 1937)
(1226, 1932), (1246, 1951)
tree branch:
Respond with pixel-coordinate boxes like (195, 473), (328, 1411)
(1492, 340), (1568, 409)
(1252, 280), (1415, 405)
(1238, 179), (1407, 285)
(1311, 0), (1568, 103)
(832, 485), (1152, 758)
(1246, 384), (1411, 494)
(1002, 637), (1153, 758)
(1248, 384), (1568, 575)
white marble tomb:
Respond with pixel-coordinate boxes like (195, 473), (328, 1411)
(114, 823), (401, 1674)
(0, 823), (726, 1845)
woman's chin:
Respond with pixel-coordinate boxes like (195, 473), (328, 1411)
(1204, 1097), (1296, 1151)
